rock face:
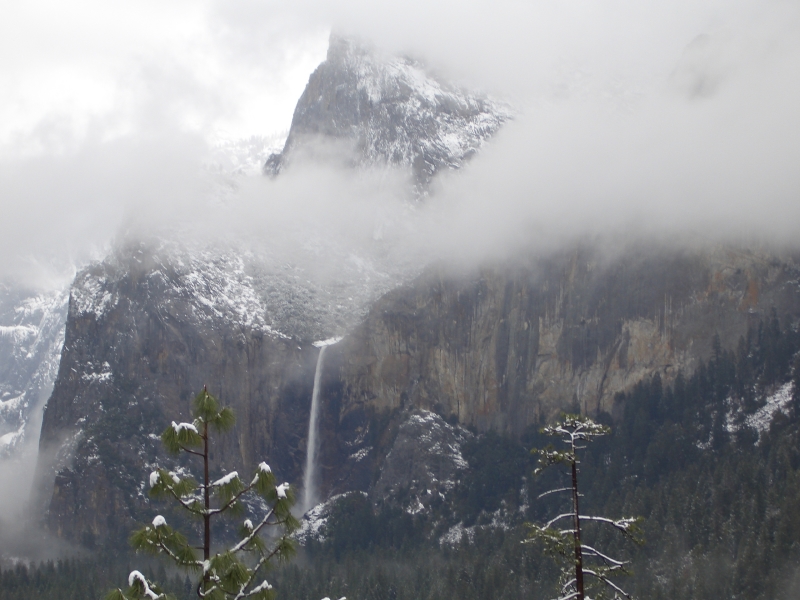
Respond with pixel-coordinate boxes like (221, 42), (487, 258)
(34, 240), (800, 547)
(372, 409), (472, 511)
(294, 409), (472, 541)
(37, 245), (318, 546)
(0, 285), (68, 457)
(321, 245), (800, 437)
(265, 36), (511, 190)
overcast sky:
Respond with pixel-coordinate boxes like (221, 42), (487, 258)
(0, 0), (758, 150)
(1, 0), (799, 287)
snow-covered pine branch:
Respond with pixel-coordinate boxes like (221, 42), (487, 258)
(580, 516), (644, 543)
(527, 414), (642, 600)
(106, 569), (175, 600)
(582, 568), (634, 599)
(109, 387), (299, 600)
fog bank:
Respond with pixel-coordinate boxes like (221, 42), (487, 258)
(1, 0), (798, 286)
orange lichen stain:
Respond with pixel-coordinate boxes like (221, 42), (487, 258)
(739, 277), (759, 311)
(709, 271), (726, 294)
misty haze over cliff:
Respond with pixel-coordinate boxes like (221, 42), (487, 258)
(0, 0), (798, 291)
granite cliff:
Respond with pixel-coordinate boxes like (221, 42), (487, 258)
(324, 245), (800, 436)
(0, 285), (68, 458)
(33, 240), (800, 547)
(36, 246), (318, 545)
(262, 243), (800, 513)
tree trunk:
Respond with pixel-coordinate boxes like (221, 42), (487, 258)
(201, 420), (210, 598)
(572, 457), (584, 600)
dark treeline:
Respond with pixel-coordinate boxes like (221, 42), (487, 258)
(577, 309), (800, 600)
(4, 312), (800, 600)
(0, 555), (197, 600)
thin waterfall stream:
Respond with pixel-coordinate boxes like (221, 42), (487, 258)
(302, 344), (328, 513)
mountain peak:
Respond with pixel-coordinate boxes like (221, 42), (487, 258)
(265, 35), (511, 193)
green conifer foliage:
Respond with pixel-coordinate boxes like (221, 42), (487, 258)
(107, 388), (298, 600)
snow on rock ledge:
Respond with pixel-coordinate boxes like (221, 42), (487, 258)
(294, 492), (367, 545)
(746, 381), (794, 435)
(70, 246), (287, 338)
(372, 409), (473, 513)
(725, 381), (795, 443)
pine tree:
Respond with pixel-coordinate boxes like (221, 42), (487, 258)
(527, 415), (643, 600)
(107, 387), (299, 600)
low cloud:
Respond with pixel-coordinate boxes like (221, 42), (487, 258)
(0, 0), (799, 283)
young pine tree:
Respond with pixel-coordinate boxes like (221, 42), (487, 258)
(108, 387), (299, 600)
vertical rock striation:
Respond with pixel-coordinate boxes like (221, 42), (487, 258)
(326, 245), (800, 435)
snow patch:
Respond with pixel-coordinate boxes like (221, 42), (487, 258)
(0, 425), (24, 449)
(0, 325), (38, 342)
(73, 276), (118, 318)
(724, 381), (795, 443)
(0, 285), (68, 459)
(440, 522), (475, 546)
(748, 382), (793, 432)
(0, 394), (25, 412)
(171, 421), (198, 435)
(348, 447), (371, 462)
(211, 471), (239, 487)
(293, 492), (367, 545)
(81, 361), (112, 383)
(313, 337), (342, 348)
(276, 483), (289, 499)
(128, 570), (160, 600)
(251, 580), (273, 593)
(439, 507), (512, 547)
(405, 410), (470, 470)
(406, 498), (426, 515)
(746, 381), (794, 439)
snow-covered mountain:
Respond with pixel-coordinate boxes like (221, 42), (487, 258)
(27, 34), (800, 554)
(31, 226), (415, 543)
(265, 35), (511, 192)
(0, 285), (68, 458)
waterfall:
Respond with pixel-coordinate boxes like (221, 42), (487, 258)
(302, 345), (327, 513)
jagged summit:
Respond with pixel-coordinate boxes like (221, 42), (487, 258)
(264, 35), (511, 191)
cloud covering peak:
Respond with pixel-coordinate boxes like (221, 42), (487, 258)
(0, 0), (799, 285)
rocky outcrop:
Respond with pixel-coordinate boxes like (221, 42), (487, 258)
(295, 409), (471, 540)
(36, 244), (319, 546)
(372, 410), (472, 511)
(0, 285), (68, 457)
(265, 36), (511, 190)
(31, 37), (516, 549)
(323, 244), (800, 435)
